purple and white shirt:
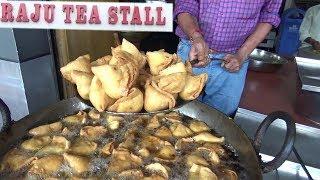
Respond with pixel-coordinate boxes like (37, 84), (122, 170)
(174, 0), (282, 53)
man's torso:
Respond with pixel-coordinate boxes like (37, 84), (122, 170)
(176, 0), (267, 52)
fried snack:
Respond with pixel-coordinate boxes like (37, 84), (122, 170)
(106, 116), (124, 130)
(170, 123), (193, 138)
(146, 115), (161, 130)
(156, 142), (176, 161)
(155, 126), (173, 140)
(36, 136), (70, 156)
(118, 169), (144, 179)
(179, 74), (208, 101)
(107, 149), (143, 173)
(63, 111), (87, 125)
(121, 38), (146, 69)
(89, 76), (115, 112)
(60, 54), (91, 83)
(63, 153), (90, 174)
(0, 148), (37, 172)
(80, 126), (107, 140)
(70, 70), (93, 100)
(188, 164), (218, 180)
(101, 141), (114, 157)
(146, 51), (173, 75)
(28, 155), (63, 176)
(21, 136), (52, 151)
(91, 55), (112, 66)
(193, 132), (225, 143)
(109, 49), (137, 67)
(91, 63), (138, 99)
(158, 62), (186, 76)
(29, 122), (63, 136)
(186, 154), (209, 167)
(189, 121), (210, 133)
(145, 163), (169, 179)
(140, 135), (165, 152)
(154, 72), (187, 94)
(108, 88), (143, 113)
(69, 138), (97, 156)
(144, 80), (176, 112)
(196, 147), (220, 165)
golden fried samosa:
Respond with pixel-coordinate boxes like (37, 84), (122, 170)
(80, 126), (107, 140)
(140, 135), (164, 152)
(105, 116), (124, 130)
(63, 111), (87, 125)
(118, 169), (144, 179)
(28, 155), (63, 176)
(189, 121), (210, 133)
(121, 38), (145, 69)
(0, 148), (37, 172)
(158, 62), (186, 76)
(145, 163), (169, 179)
(146, 51), (174, 75)
(29, 122), (63, 136)
(69, 138), (97, 156)
(179, 74), (208, 101)
(170, 123), (193, 138)
(156, 142), (176, 161)
(108, 88), (143, 113)
(144, 80), (176, 112)
(188, 164), (218, 180)
(91, 63), (138, 99)
(63, 153), (90, 174)
(193, 132), (225, 143)
(89, 76), (115, 112)
(146, 115), (161, 130)
(155, 72), (187, 94)
(107, 149), (143, 173)
(91, 55), (112, 66)
(60, 54), (91, 83)
(21, 136), (52, 151)
(36, 136), (70, 156)
(155, 126), (173, 140)
(109, 49), (137, 67)
(101, 141), (114, 157)
(71, 70), (93, 100)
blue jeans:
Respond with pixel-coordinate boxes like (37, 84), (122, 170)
(177, 39), (249, 116)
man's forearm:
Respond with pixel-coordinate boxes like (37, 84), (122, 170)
(177, 13), (201, 39)
(237, 23), (272, 61)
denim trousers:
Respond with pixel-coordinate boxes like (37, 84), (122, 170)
(177, 39), (249, 116)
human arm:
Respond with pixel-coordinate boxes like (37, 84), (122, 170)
(224, 0), (281, 72)
(174, 0), (209, 67)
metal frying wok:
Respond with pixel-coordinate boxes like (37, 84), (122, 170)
(0, 97), (296, 179)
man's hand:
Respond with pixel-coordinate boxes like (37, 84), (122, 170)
(305, 37), (320, 51)
(311, 41), (320, 51)
(223, 54), (245, 72)
(189, 34), (210, 67)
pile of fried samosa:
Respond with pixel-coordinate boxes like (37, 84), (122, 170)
(60, 39), (208, 113)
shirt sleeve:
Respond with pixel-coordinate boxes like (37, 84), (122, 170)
(258, 0), (282, 27)
(173, 0), (199, 20)
(299, 7), (313, 42)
